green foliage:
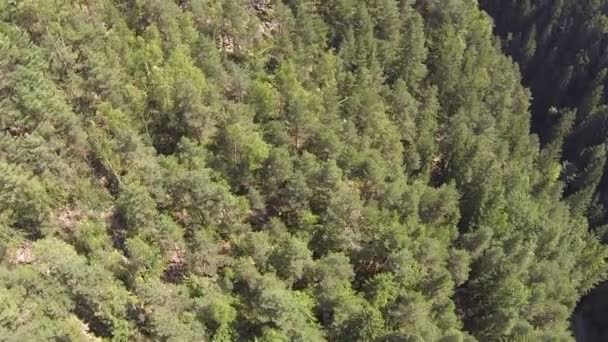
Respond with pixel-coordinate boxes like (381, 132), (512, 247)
(480, 0), (608, 229)
(0, 0), (604, 341)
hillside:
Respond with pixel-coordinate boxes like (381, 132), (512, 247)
(0, 0), (605, 341)
(479, 1), (608, 340)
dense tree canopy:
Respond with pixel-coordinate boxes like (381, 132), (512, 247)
(480, 0), (608, 232)
(0, 0), (605, 341)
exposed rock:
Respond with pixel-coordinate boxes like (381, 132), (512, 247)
(218, 34), (240, 54)
(216, 0), (278, 54)
(70, 315), (103, 342)
(258, 20), (279, 39)
(220, 240), (232, 254)
(5, 124), (28, 137)
(163, 245), (187, 283)
(54, 207), (85, 234)
(251, 0), (271, 15)
(9, 241), (34, 265)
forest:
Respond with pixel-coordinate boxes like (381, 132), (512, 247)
(1, 0), (607, 341)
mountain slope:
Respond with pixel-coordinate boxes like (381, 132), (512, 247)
(0, 0), (604, 340)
